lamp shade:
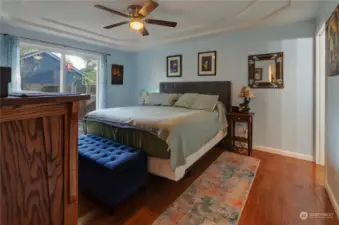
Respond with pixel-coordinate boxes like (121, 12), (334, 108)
(239, 86), (255, 99)
(138, 89), (149, 99)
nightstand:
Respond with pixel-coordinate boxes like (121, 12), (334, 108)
(226, 112), (254, 156)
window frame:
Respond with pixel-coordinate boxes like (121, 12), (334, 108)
(20, 39), (101, 109)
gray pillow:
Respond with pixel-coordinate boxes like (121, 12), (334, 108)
(174, 93), (219, 111)
(144, 93), (181, 106)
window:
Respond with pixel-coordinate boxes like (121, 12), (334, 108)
(19, 42), (100, 132)
(20, 47), (62, 92)
(65, 54), (98, 122)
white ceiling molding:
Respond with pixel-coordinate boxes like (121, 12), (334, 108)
(0, 0), (9, 20)
(133, 0), (294, 49)
(5, 18), (137, 51)
(2, 0), (319, 50)
(0, 11), (9, 20)
(41, 18), (121, 42)
(234, 0), (260, 19)
(262, 0), (291, 20)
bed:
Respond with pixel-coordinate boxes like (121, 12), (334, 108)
(83, 81), (232, 181)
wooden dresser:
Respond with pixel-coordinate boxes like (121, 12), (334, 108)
(0, 95), (89, 225)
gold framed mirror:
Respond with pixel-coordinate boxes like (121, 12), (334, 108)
(248, 52), (284, 89)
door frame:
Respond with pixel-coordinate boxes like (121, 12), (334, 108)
(315, 23), (326, 167)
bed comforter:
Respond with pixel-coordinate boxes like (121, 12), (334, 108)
(84, 103), (227, 169)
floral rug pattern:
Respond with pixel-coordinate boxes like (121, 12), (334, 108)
(153, 152), (260, 225)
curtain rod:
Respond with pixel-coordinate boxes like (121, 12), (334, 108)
(0, 33), (111, 56)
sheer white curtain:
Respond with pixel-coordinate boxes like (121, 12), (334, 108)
(98, 55), (108, 109)
(0, 34), (20, 90)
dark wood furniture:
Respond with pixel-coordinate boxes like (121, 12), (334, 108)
(0, 94), (89, 225)
(0, 67), (11, 97)
(227, 112), (254, 156)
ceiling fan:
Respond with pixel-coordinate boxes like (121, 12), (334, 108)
(94, 0), (177, 36)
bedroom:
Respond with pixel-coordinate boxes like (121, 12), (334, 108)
(0, 0), (339, 225)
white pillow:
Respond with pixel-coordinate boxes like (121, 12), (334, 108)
(144, 93), (181, 106)
(174, 93), (219, 111)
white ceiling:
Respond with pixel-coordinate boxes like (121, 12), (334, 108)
(1, 0), (320, 50)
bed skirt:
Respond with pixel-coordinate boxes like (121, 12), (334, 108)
(148, 130), (227, 181)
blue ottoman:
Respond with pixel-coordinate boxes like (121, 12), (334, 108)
(78, 134), (148, 208)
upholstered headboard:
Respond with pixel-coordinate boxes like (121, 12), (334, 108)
(159, 81), (232, 112)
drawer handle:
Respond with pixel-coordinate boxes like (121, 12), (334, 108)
(238, 117), (241, 120)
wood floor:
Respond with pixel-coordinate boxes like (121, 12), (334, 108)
(79, 149), (339, 225)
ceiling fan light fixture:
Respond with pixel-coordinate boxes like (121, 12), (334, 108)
(129, 19), (144, 30)
(94, 3), (177, 36)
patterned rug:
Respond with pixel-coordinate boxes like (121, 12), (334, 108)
(152, 152), (260, 225)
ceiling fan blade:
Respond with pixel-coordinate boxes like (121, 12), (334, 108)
(139, 0), (159, 17)
(104, 21), (129, 29)
(94, 4), (129, 18)
(145, 19), (177, 27)
(139, 27), (149, 36)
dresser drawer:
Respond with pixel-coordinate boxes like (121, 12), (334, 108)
(227, 114), (248, 122)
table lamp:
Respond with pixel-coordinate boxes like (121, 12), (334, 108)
(238, 86), (255, 112)
(138, 89), (149, 104)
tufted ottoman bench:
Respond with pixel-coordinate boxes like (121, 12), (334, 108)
(78, 134), (148, 209)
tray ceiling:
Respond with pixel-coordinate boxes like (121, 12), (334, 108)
(1, 0), (320, 50)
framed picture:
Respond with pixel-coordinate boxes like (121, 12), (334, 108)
(254, 68), (263, 81)
(198, 51), (216, 76)
(167, 55), (182, 77)
(111, 64), (123, 85)
(326, 4), (339, 76)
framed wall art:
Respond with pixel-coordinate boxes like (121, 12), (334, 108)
(111, 64), (123, 85)
(167, 55), (182, 77)
(248, 52), (284, 89)
(198, 51), (216, 76)
(326, 4), (339, 76)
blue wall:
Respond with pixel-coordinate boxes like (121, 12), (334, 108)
(106, 50), (136, 107)
(2, 20), (317, 159)
(135, 21), (315, 157)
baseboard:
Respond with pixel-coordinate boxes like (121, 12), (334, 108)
(325, 182), (339, 220)
(255, 146), (314, 162)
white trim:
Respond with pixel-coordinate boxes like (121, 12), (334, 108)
(315, 23), (326, 166)
(59, 54), (66, 92)
(13, 39), (21, 91)
(96, 59), (101, 110)
(255, 146), (314, 162)
(325, 181), (339, 220)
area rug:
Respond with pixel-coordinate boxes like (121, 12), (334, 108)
(152, 152), (260, 225)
